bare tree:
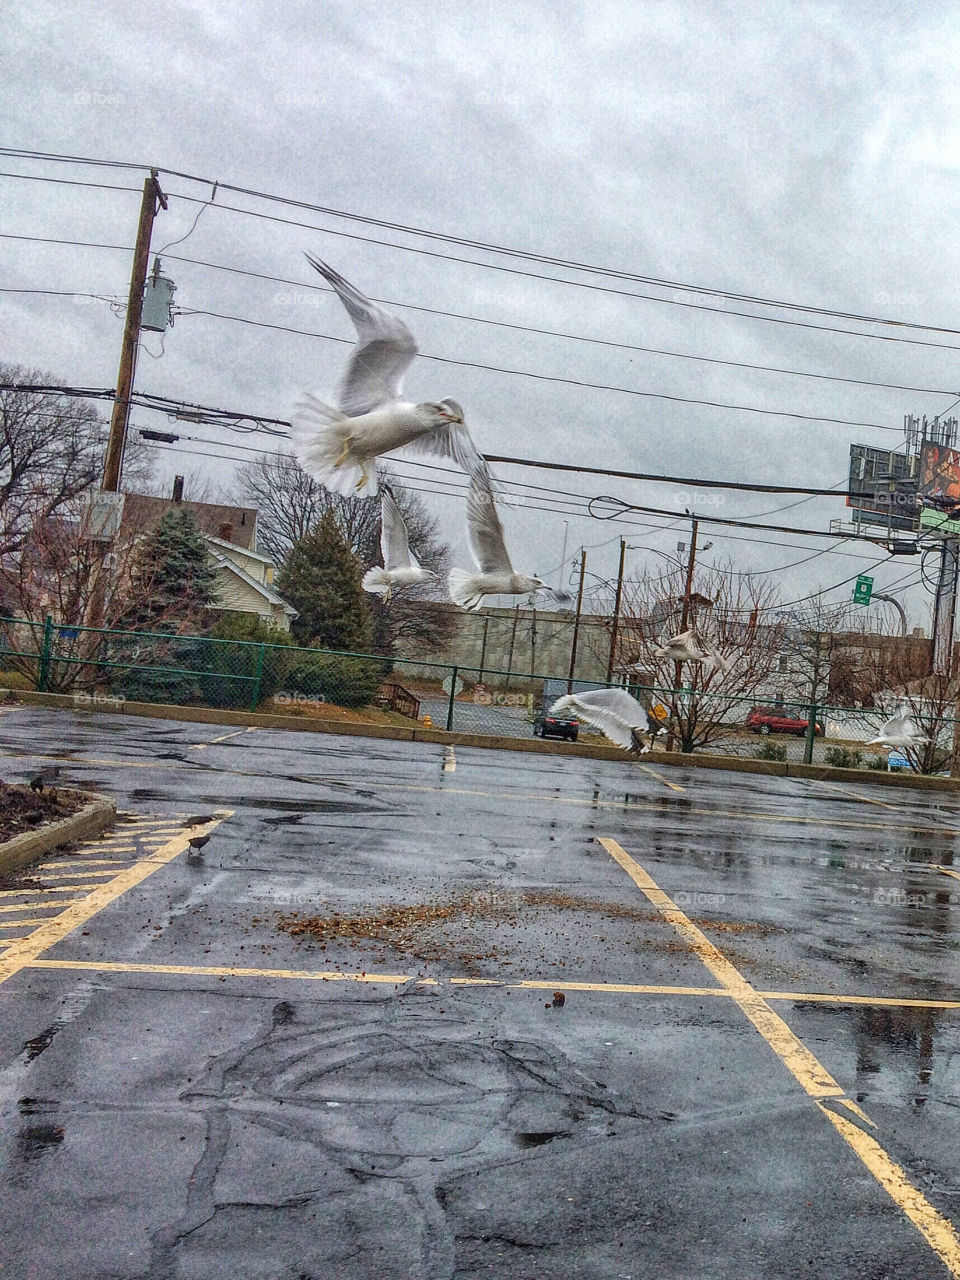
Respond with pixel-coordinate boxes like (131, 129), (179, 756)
(0, 367), (104, 561)
(615, 559), (785, 753)
(0, 366), (154, 566)
(0, 499), (191, 690)
(231, 451), (457, 655)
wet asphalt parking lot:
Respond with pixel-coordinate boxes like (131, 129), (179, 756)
(0, 705), (959, 1280)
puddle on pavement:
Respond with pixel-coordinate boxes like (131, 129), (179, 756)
(15, 1124), (64, 1162)
(515, 1131), (568, 1148)
(21, 1025), (61, 1062)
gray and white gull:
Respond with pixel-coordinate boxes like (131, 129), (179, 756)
(362, 487), (437, 602)
(291, 256), (488, 496)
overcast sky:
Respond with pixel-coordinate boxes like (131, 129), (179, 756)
(4, 0), (960, 630)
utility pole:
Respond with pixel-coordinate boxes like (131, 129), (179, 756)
(102, 169), (167, 492)
(566, 549), (587, 693)
(506, 604), (520, 685)
(477, 615), (489, 682)
(666, 516), (699, 752)
(606, 538), (627, 682)
(929, 537), (959, 676)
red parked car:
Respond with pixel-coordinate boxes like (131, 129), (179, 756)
(746, 706), (824, 737)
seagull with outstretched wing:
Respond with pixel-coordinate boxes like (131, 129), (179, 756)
(650, 628), (732, 676)
(290, 256), (488, 496)
(549, 688), (663, 755)
(448, 472), (546, 611)
(362, 487), (437, 602)
(867, 701), (928, 750)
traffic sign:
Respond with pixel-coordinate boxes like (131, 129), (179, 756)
(853, 574), (874, 605)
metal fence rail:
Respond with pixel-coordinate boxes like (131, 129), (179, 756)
(1, 614), (957, 774)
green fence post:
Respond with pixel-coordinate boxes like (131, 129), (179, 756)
(250, 643), (267, 712)
(446, 665), (458, 732)
(803, 703), (818, 765)
(37, 615), (54, 691)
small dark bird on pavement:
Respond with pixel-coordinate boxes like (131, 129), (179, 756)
(188, 834), (211, 853)
(29, 776), (43, 794)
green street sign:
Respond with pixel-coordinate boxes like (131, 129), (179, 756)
(853, 574), (873, 605)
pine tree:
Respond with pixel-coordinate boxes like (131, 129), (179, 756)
(120, 508), (218, 633)
(276, 511), (372, 651)
(111, 509), (218, 704)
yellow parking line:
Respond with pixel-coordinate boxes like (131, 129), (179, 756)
(634, 762), (685, 792)
(936, 865), (960, 882)
(599, 837), (842, 1097)
(27, 959), (416, 984)
(75, 844), (138, 853)
(0, 899), (87, 912)
(599, 836), (960, 1277)
(32, 870), (124, 882)
(0, 883), (110, 897)
(44, 860), (127, 870)
(16, 958), (958, 1012)
(760, 990), (960, 1010)
(188, 728), (252, 751)
(818, 1105), (960, 1276)
(0, 813), (231, 988)
(808, 779), (903, 811)
(0, 919), (68, 929)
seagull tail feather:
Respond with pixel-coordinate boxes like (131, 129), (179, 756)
(362, 568), (393, 596)
(448, 568), (486, 611)
(290, 392), (377, 497)
(549, 695), (577, 717)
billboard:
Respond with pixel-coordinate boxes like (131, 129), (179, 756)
(846, 443), (919, 533)
(918, 440), (960, 535)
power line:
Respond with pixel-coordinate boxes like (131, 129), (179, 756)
(173, 305), (915, 434)
(168, 193), (960, 353)
(5, 231), (960, 398)
(2, 279), (923, 434)
(6, 159), (960, 352)
(5, 148), (959, 336)
(133, 432), (881, 565)
(1, 381), (896, 493)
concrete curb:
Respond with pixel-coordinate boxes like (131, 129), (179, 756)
(4, 688), (958, 794)
(0, 790), (117, 877)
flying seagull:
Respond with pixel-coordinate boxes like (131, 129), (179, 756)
(448, 472), (546, 611)
(549, 688), (663, 755)
(290, 256), (488, 496)
(867, 701), (928, 750)
(362, 487), (437, 602)
(650, 628), (729, 676)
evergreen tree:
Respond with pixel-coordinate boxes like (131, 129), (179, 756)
(119, 508), (218, 632)
(111, 509), (218, 705)
(276, 511), (372, 651)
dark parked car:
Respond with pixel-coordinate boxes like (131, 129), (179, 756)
(534, 711), (579, 741)
(746, 706), (824, 737)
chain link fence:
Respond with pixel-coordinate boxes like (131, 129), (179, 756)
(1, 614), (957, 775)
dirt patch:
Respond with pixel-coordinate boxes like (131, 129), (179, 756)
(0, 780), (84, 844)
(275, 889), (662, 974)
(264, 701), (415, 728)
